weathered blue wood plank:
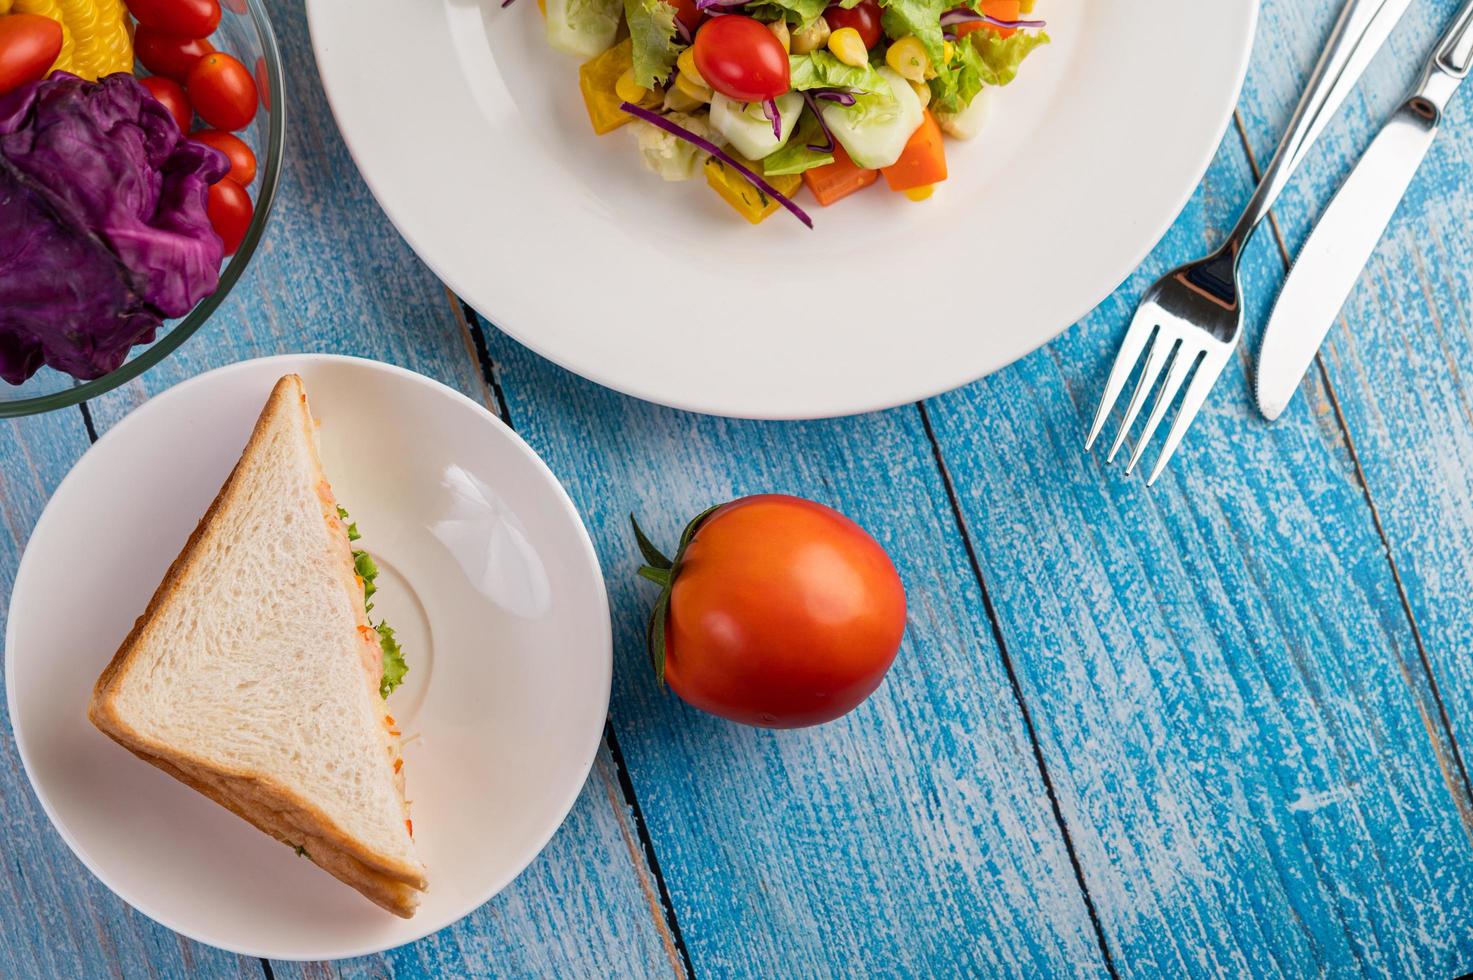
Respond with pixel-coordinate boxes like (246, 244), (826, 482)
(1233, 0), (1473, 814)
(0, 412), (263, 978)
(921, 3), (1473, 970)
(476, 326), (1109, 976)
(0, 1), (679, 976)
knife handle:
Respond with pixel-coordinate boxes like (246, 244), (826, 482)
(1434, 0), (1473, 77)
(1221, 0), (1412, 267)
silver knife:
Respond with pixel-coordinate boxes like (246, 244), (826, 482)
(1255, 0), (1473, 421)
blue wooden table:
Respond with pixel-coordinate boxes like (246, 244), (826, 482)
(5, 0), (1473, 975)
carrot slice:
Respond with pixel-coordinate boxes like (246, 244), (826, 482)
(802, 143), (879, 207)
(882, 111), (947, 193)
(956, 0), (1020, 38)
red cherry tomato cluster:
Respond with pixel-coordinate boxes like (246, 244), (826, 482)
(120, 0), (259, 255)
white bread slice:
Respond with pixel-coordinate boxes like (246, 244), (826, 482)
(88, 374), (427, 917)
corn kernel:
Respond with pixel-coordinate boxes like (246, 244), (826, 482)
(885, 35), (930, 83)
(909, 78), (931, 109)
(768, 19), (791, 53)
(615, 69), (649, 105)
(828, 26), (868, 67)
(677, 47), (707, 87)
(674, 73), (713, 103)
(943, 40), (956, 64)
(790, 15), (830, 54)
(903, 185), (934, 201)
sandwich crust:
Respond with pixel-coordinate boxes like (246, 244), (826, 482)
(88, 374), (426, 916)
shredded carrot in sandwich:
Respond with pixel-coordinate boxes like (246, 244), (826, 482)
(406, 819), (413, 836)
(394, 758), (403, 773)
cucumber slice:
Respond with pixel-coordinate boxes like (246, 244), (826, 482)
(936, 86), (994, 140)
(709, 91), (804, 161)
(545, 0), (621, 59)
(819, 67), (922, 170)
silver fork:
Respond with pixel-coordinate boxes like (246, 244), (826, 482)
(1085, 0), (1411, 485)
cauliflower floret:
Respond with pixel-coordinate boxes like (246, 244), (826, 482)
(634, 112), (725, 181)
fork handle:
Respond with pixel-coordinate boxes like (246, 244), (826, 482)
(1223, 0), (1412, 262)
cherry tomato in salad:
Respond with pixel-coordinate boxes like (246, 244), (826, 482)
(133, 26), (214, 83)
(191, 129), (256, 185)
(666, 0), (701, 32)
(187, 52), (258, 131)
(125, 0), (222, 39)
(0, 14), (62, 97)
(635, 494), (906, 728)
(692, 15), (790, 103)
(823, 0), (882, 48)
(140, 75), (193, 132)
(206, 176), (252, 255)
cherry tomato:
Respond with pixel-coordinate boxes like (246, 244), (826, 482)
(140, 75), (193, 132)
(667, 0), (700, 32)
(823, 0), (882, 48)
(191, 129), (256, 185)
(0, 14), (62, 97)
(125, 0), (220, 39)
(187, 52), (258, 131)
(637, 494), (906, 728)
(133, 26), (214, 83)
(206, 176), (252, 255)
(692, 16), (790, 103)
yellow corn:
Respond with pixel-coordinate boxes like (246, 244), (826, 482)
(676, 46), (706, 88)
(0, 0), (13, 13)
(12, 0), (133, 80)
(790, 15), (829, 54)
(885, 35), (929, 83)
(943, 40), (956, 64)
(615, 68), (649, 105)
(909, 78), (931, 109)
(903, 185), (934, 201)
(664, 85), (704, 113)
(673, 72), (712, 103)
(828, 26), (867, 67)
(767, 19), (791, 53)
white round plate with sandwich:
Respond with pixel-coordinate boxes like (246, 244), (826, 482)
(306, 0), (1257, 418)
(5, 355), (611, 960)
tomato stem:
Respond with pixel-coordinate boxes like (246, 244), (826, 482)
(629, 505), (722, 688)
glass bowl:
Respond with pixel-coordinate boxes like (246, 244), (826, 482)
(0, 0), (285, 418)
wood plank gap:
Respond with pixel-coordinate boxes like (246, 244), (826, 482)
(78, 402), (99, 444)
(1229, 110), (1473, 827)
(445, 288), (696, 976)
(259, 957), (275, 979)
(914, 401), (1119, 979)
(602, 721), (696, 980)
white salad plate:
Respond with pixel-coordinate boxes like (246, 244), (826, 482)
(5, 355), (612, 960)
(307, 0), (1257, 419)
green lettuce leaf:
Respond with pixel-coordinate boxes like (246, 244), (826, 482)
(929, 28), (1048, 115)
(625, 0), (681, 88)
(878, 0), (946, 67)
(747, 0), (828, 26)
(377, 622), (407, 698)
(763, 111), (834, 176)
(788, 51), (888, 93)
(971, 28), (1049, 87)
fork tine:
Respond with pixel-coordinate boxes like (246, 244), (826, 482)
(1106, 328), (1175, 463)
(1085, 312), (1159, 451)
(1125, 344), (1200, 475)
(1145, 346), (1230, 486)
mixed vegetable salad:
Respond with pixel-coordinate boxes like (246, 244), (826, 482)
(529, 0), (1045, 226)
(0, 0), (262, 384)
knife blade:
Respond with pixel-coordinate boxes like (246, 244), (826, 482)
(1255, 0), (1473, 422)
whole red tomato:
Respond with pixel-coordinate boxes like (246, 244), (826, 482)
(134, 26), (214, 83)
(823, 0), (882, 48)
(206, 176), (252, 254)
(125, 0), (221, 39)
(140, 75), (193, 132)
(187, 52), (258, 131)
(635, 494), (905, 728)
(191, 129), (256, 185)
(0, 14), (62, 97)
(692, 15), (790, 103)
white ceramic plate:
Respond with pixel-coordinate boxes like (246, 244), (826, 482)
(306, 0), (1256, 418)
(5, 355), (611, 960)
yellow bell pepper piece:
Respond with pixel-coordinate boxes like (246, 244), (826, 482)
(704, 153), (802, 225)
(579, 38), (636, 135)
(11, 0), (133, 81)
(0, 1), (13, 14)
